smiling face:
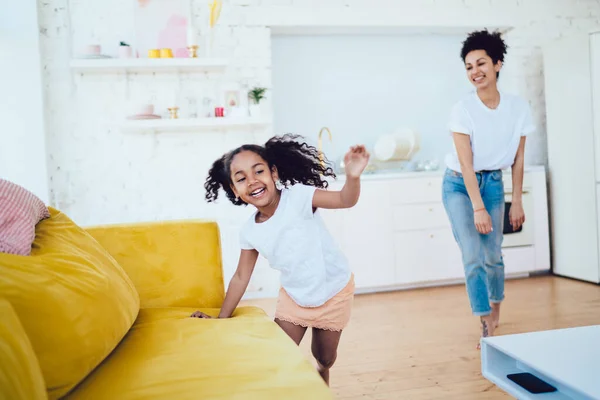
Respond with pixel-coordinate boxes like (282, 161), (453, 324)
(229, 150), (279, 208)
(464, 49), (502, 90)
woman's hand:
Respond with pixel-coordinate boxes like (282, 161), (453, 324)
(474, 209), (493, 234)
(190, 311), (213, 319)
(509, 202), (525, 231)
(344, 145), (370, 178)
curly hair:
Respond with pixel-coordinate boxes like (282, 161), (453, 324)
(204, 134), (336, 206)
(460, 29), (508, 78)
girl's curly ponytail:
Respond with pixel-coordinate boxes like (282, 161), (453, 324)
(265, 134), (335, 189)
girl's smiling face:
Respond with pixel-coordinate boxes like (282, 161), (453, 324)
(229, 150), (279, 208)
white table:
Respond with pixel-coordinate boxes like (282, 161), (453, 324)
(481, 325), (600, 399)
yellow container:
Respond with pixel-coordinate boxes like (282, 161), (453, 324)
(159, 48), (173, 58)
(148, 49), (160, 58)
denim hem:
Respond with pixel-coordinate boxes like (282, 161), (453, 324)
(489, 298), (504, 304)
(472, 310), (492, 317)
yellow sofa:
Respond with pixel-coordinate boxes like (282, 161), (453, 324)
(0, 208), (331, 400)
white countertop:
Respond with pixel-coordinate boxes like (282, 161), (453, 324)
(333, 165), (545, 181)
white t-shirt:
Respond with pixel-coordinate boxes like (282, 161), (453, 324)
(239, 184), (351, 308)
(445, 91), (536, 172)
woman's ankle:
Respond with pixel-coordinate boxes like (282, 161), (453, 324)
(480, 315), (495, 337)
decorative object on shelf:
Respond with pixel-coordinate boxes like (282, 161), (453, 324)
(223, 89), (245, 117)
(84, 44), (101, 55)
(248, 87), (267, 117)
(159, 48), (173, 58)
(224, 90), (240, 108)
(202, 97), (213, 118)
(76, 44), (111, 59)
(186, 25), (199, 58)
(118, 42), (132, 58)
(214, 107), (225, 117)
(187, 45), (199, 58)
(183, 95), (198, 119)
(148, 49), (160, 58)
(206, 0), (222, 57)
(168, 107), (180, 119)
(126, 104), (161, 120)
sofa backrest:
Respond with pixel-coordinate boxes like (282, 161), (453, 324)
(85, 220), (225, 309)
(0, 208), (140, 399)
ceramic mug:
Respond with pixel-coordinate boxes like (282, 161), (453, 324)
(214, 107), (224, 117)
(148, 49), (160, 58)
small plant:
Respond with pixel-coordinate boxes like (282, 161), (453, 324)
(120, 41), (130, 47)
(249, 87), (267, 104)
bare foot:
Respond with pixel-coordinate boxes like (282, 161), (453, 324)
(491, 303), (501, 329)
(477, 315), (495, 350)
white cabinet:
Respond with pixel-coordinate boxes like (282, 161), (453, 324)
(393, 228), (463, 284)
(321, 180), (396, 289)
(544, 31), (600, 284)
(319, 169), (550, 293)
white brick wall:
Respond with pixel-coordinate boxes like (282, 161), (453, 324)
(38, 0), (599, 292)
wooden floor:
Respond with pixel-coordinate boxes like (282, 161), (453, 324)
(241, 276), (600, 399)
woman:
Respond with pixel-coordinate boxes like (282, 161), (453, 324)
(442, 30), (535, 348)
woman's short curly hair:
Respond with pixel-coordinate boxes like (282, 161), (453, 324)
(461, 29), (508, 77)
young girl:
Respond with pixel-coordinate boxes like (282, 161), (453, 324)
(442, 30), (534, 348)
(191, 134), (370, 385)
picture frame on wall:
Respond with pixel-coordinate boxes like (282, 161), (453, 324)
(134, 0), (190, 58)
(224, 89), (246, 117)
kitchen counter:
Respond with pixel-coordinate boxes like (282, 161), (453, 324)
(332, 165), (546, 182)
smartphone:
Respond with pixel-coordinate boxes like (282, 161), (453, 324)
(507, 372), (557, 394)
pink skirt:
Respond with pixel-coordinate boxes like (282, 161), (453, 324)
(274, 274), (355, 332)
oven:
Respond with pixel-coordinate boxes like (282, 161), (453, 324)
(502, 187), (534, 248)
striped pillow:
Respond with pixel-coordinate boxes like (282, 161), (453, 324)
(0, 179), (50, 256)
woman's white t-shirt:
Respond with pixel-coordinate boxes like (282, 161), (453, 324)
(239, 184), (352, 308)
(445, 91), (536, 172)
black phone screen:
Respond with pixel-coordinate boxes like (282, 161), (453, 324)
(507, 372), (557, 394)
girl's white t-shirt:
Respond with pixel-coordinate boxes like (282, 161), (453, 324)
(239, 184), (352, 308)
(445, 91), (536, 172)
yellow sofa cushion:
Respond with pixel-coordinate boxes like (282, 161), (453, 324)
(85, 221), (224, 308)
(0, 299), (47, 400)
(0, 208), (140, 399)
(65, 307), (332, 400)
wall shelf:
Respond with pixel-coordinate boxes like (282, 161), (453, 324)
(70, 58), (228, 73)
(121, 117), (271, 132)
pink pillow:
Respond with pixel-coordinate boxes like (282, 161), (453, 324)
(0, 179), (50, 256)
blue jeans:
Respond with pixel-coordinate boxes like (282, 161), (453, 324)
(442, 168), (505, 316)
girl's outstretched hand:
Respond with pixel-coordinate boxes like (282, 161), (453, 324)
(190, 311), (213, 319)
(344, 145), (370, 178)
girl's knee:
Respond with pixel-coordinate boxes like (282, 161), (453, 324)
(313, 350), (337, 369)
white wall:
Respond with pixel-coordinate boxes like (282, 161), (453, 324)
(0, 1), (49, 202)
(272, 34), (474, 165)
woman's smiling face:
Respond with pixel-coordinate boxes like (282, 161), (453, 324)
(464, 49), (502, 89)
